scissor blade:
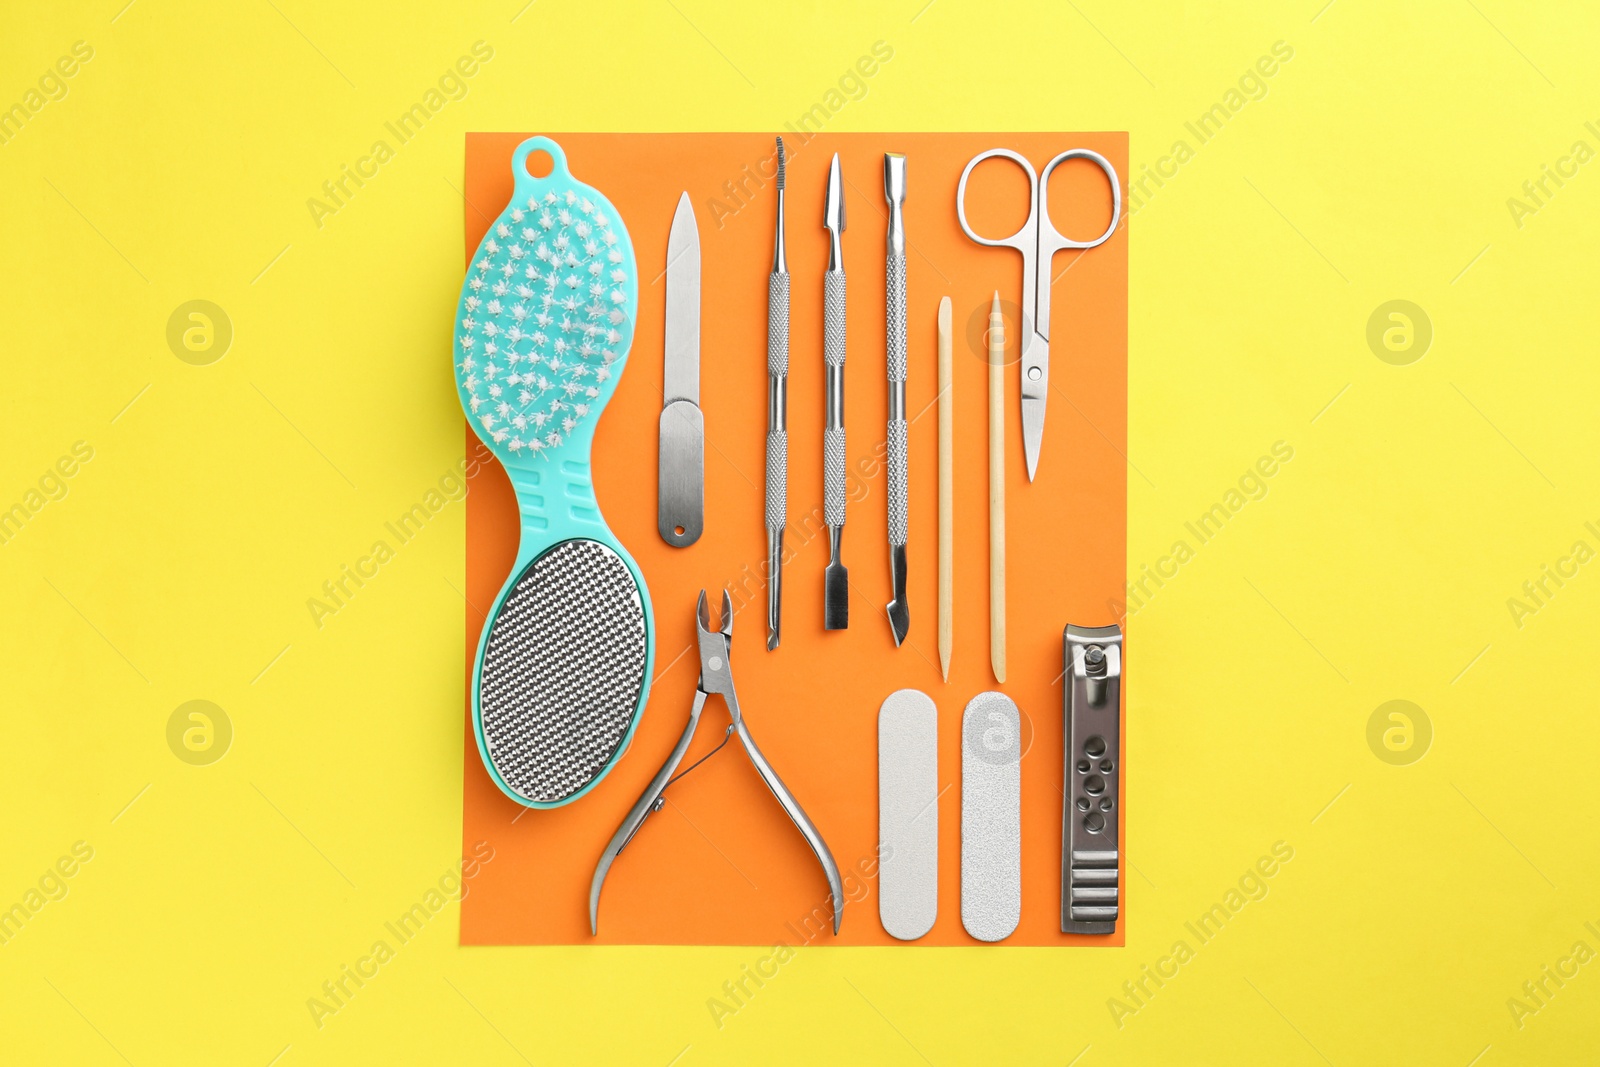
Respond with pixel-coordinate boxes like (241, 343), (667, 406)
(1022, 396), (1045, 482)
(664, 193), (700, 405)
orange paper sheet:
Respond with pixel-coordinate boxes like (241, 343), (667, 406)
(460, 132), (1127, 947)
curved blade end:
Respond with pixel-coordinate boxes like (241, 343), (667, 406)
(1021, 397), (1045, 482)
(587, 869), (605, 936)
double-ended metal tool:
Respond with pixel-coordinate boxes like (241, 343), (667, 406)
(766, 138), (789, 650)
(823, 153), (849, 630)
(589, 590), (844, 935)
(884, 153), (909, 646)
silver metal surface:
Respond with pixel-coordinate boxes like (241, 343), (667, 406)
(884, 153), (909, 646)
(588, 590), (845, 936)
(478, 539), (648, 805)
(766, 138), (790, 650)
(823, 153), (849, 631)
(659, 192), (703, 546)
(1062, 622), (1122, 934)
(955, 148), (1121, 481)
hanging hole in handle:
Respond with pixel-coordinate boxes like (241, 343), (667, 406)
(673, 525), (685, 537)
(523, 150), (555, 179)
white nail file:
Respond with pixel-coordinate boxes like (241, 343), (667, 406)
(961, 691), (1021, 942)
(878, 688), (938, 940)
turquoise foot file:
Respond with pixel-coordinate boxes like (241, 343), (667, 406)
(453, 136), (654, 808)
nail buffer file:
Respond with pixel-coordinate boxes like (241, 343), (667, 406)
(878, 689), (937, 941)
(961, 691), (1021, 942)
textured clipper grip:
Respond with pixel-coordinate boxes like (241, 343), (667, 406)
(768, 272), (789, 377)
(887, 418), (907, 546)
(824, 427), (846, 527)
(824, 271), (846, 367)
(766, 430), (787, 531)
(886, 254), (907, 382)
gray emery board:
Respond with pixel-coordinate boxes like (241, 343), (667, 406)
(878, 689), (938, 940)
(961, 691), (1021, 942)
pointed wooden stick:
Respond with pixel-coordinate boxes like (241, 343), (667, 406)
(988, 292), (1006, 683)
(938, 296), (953, 682)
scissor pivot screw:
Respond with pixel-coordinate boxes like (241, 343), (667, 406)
(708, 655), (724, 672)
(1027, 366), (1041, 380)
(651, 798), (665, 813)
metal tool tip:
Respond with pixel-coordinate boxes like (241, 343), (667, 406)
(824, 564), (849, 630)
(884, 153), (906, 204)
(824, 154), (845, 232)
(888, 607), (909, 647)
(992, 290), (1001, 311)
(775, 137), (785, 190)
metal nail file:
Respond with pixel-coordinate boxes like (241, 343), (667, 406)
(883, 153), (909, 646)
(766, 137), (790, 650)
(658, 192), (703, 547)
(1062, 623), (1122, 934)
(822, 152), (849, 630)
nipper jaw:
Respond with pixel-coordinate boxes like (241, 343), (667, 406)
(589, 590), (844, 936)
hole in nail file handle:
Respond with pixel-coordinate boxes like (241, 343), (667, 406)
(879, 689), (937, 940)
(961, 691), (1021, 942)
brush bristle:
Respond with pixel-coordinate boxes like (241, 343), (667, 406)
(775, 137), (785, 191)
(456, 185), (631, 461)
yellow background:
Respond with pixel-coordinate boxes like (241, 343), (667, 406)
(2, 1), (1595, 1063)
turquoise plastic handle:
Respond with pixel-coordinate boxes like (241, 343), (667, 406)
(453, 135), (654, 808)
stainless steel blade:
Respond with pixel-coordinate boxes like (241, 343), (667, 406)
(664, 193), (701, 405)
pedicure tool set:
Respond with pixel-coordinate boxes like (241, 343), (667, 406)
(456, 135), (1124, 943)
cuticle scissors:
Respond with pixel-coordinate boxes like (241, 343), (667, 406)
(956, 148), (1122, 481)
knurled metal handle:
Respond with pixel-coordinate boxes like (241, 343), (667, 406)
(768, 273), (789, 377)
(824, 269), (846, 529)
(824, 270), (846, 368)
(824, 427), (845, 528)
(887, 418), (907, 547)
(766, 430), (786, 531)
(886, 254), (906, 383)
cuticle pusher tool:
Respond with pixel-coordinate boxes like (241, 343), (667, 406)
(823, 152), (849, 630)
(588, 590), (844, 935)
(884, 152), (909, 646)
(766, 137), (789, 650)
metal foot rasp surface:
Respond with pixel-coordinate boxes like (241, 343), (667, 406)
(961, 690), (1021, 942)
(879, 688), (938, 941)
(452, 136), (653, 808)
